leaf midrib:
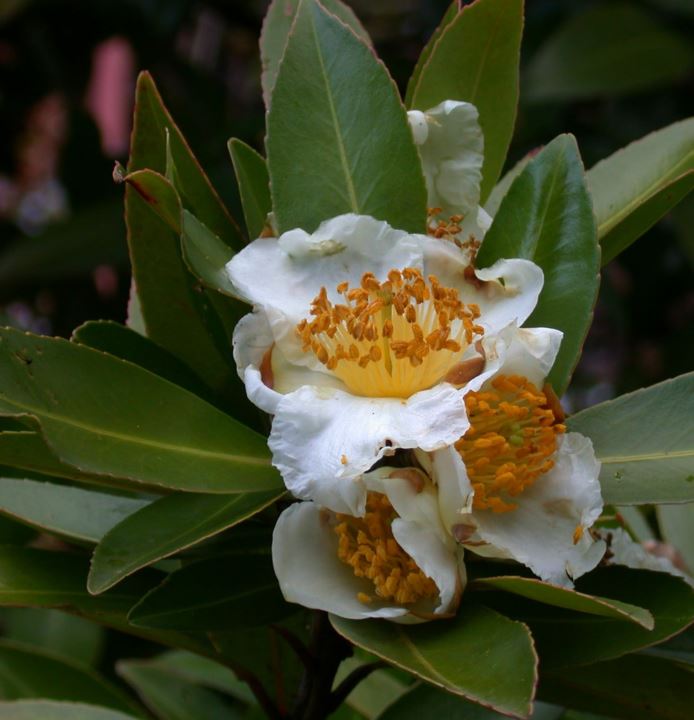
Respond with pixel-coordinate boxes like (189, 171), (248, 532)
(599, 449), (693, 464)
(309, 8), (360, 213)
(0, 394), (270, 468)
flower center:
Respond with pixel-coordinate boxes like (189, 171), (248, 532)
(296, 268), (484, 398)
(334, 492), (438, 606)
(455, 375), (566, 513)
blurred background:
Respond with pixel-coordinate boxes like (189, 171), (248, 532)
(0, 0), (692, 406)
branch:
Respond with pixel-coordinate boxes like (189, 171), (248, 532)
(327, 661), (387, 713)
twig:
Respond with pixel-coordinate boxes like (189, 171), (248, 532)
(327, 661), (387, 714)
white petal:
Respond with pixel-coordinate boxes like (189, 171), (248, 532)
(392, 519), (463, 615)
(431, 445), (474, 534)
(268, 381), (481, 515)
(600, 528), (694, 587)
(420, 236), (543, 334)
(495, 325), (563, 387)
(469, 433), (606, 587)
(272, 503), (408, 620)
(410, 101), (484, 217)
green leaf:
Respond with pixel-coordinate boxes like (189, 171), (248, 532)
(129, 72), (242, 249)
(409, 0), (523, 201)
(0, 478), (149, 544)
(260, 0), (371, 107)
(72, 321), (216, 406)
(117, 660), (244, 720)
(540, 654), (694, 720)
(484, 151), (534, 217)
(378, 685), (563, 720)
(331, 603), (537, 718)
(657, 504), (694, 574)
(125, 73), (239, 395)
(127, 552), (291, 631)
(0, 328), (280, 494)
(88, 490), (282, 594)
(148, 651), (254, 704)
(266, 0), (427, 234)
(0, 701), (138, 720)
(486, 566), (694, 670)
(4, 609), (104, 667)
(334, 657), (409, 719)
(476, 134), (599, 394)
(180, 211), (238, 298)
(524, 3), (694, 103)
(118, 168), (181, 233)
(0, 640), (143, 716)
(404, 1), (460, 108)
(471, 575), (653, 629)
(568, 373), (694, 505)
(228, 139), (271, 240)
(587, 118), (694, 264)
(0, 432), (138, 492)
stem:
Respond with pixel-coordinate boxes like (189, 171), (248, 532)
(327, 661), (387, 714)
(291, 611), (352, 720)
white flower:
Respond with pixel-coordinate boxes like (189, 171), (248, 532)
(599, 528), (694, 587)
(426, 326), (606, 587)
(227, 213), (544, 514)
(272, 466), (464, 621)
(408, 100), (490, 240)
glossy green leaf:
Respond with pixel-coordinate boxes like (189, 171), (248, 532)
(266, 0), (427, 234)
(149, 651), (254, 704)
(126, 73), (239, 395)
(404, 1), (459, 108)
(409, 0), (523, 201)
(0, 701), (138, 720)
(587, 118), (694, 264)
(208, 612), (310, 714)
(128, 551), (291, 631)
(88, 489), (282, 594)
(471, 575), (653, 628)
(484, 151), (534, 217)
(0, 640), (142, 716)
(0, 328), (279, 494)
(117, 167), (180, 233)
(477, 134), (599, 394)
(117, 661), (243, 720)
(259, 0), (371, 107)
(180, 211), (237, 298)
(524, 3), (694, 103)
(540, 654), (694, 720)
(378, 685), (563, 720)
(334, 657), (408, 719)
(0, 432), (142, 493)
(73, 321), (216, 406)
(0, 478), (149, 544)
(657, 504), (694, 574)
(568, 373), (694, 505)
(486, 566), (694, 670)
(331, 603), (537, 718)
(4, 609), (104, 667)
(228, 139), (271, 240)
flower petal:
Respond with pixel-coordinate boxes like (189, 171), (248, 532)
(408, 100), (484, 217)
(269, 381), (485, 515)
(272, 503), (408, 620)
(392, 518), (463, 615)
(226, 214), (423, 368)
(495, 325), (563, 387)
(470, 432), (605, 587)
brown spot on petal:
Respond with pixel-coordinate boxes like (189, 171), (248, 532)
(443, 355), (485, 386)
(389, 468), (426, 493)
(453, 523), (477, 543)
(260, 345), (274, 389)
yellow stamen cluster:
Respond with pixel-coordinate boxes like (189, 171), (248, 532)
(455, 375), (566, 513)
(296, 268), (483, 398)
(427, 207), (482, 255)
(334, 492), (438, 606)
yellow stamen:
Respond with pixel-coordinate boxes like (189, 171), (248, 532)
(334, 492), (438, 606)
(297, 267), (484, 398)
(455, 375), (565, 513)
